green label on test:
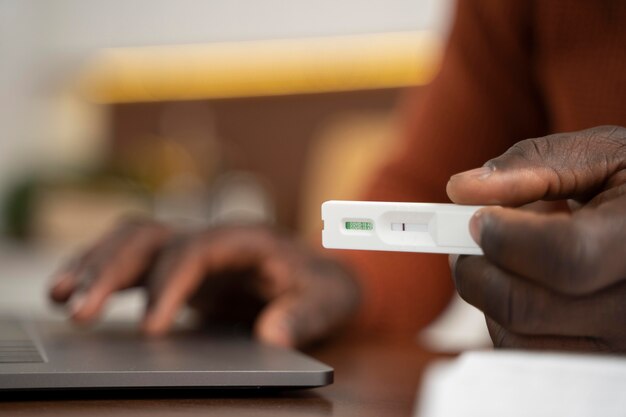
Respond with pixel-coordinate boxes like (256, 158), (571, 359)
(345, 221), (373, 231)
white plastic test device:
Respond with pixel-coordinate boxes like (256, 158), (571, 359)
(321, 200), (483, 255)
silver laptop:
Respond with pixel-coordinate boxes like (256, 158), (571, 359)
(0, 318), (333, 390)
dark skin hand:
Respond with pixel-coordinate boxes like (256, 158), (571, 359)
(49, 223), (360, 348)
(447, 125), (626, 352)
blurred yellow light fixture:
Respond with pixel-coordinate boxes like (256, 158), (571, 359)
(78, 31), (442, 103)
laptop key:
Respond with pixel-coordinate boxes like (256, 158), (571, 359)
(0, 320), (44, 363)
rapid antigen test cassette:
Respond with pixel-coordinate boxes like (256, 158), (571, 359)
(321, 200), (483, 255)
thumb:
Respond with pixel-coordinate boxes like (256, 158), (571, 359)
(446, 126), (626, 206)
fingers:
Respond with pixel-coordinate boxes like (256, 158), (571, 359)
(452, 255), (621, 338)
(55, 220), (360, 346)
(140, 227), (355, 342)
(447, 126), (626, 352)
(49, 255), (92, 303)
(255, 260), (360, 348)
(49, 235), (125, 304)
(163, 240), (361, 348)
(141, 244), (206, 335)
(255, 294), (338, 348)
(470, 204), (626, 294)
(254, 294), (310, 348)
(49, 218), (170, 323)
(142, 227), (279, 336)
(447, 126), (626, 206)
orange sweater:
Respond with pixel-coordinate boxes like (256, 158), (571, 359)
(342, 0), (626, 340)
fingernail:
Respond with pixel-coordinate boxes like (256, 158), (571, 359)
(142, 316), (158, 334)
(451, 166), (493, 181)
(49, 276), (72, 299)
(259, 318), (295, 348)
(469, 211), (483, 244)
(142, 315), (167, 336)
(69, 295), (91, 322)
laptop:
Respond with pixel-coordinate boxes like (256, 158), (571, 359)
(0, 317), (333, 391)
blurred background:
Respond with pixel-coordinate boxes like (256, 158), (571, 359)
(0, 0), (452, 249)
(1, 0), (488, 348)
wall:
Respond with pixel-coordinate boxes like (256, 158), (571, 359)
(0, 0), (454, 232)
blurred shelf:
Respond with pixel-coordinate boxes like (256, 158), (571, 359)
(78, 31), (441, 103)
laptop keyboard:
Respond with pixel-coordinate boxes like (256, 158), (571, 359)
(0, 320), (45, 363)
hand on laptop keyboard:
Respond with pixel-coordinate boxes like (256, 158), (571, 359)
(447, 125), (626, 352)
(49, 221), (360, 348)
